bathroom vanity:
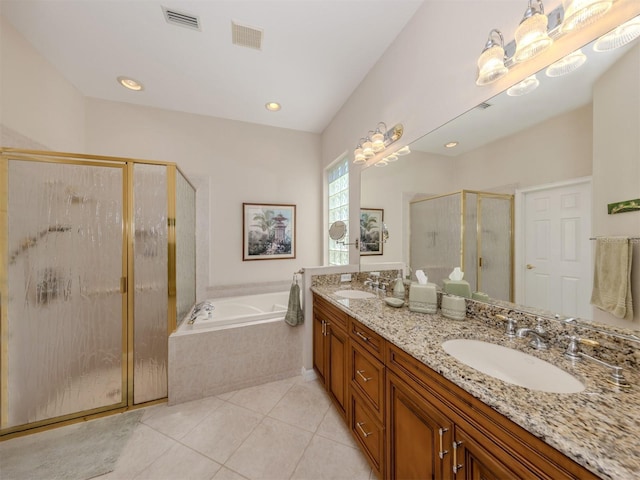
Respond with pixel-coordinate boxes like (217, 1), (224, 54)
(312, 285), (639, 479)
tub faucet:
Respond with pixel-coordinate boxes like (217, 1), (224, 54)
(516, 327), (548, 350)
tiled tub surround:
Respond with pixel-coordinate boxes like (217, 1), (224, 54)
(311, 283), (640, 479)
(168, 319), (302, 405)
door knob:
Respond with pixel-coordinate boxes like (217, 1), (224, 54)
(526, 264), (535, 270)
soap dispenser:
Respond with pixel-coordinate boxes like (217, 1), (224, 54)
(393, 273), (405, 300)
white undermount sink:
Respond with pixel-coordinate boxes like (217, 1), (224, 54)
(334, 289), (377, 299)
(442, 339), (585, 394)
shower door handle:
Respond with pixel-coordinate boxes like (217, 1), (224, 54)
(526, 264), (535, 270)
(120, 277), (127, 293)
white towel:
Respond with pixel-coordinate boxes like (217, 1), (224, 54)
(590, 237), (633, 320)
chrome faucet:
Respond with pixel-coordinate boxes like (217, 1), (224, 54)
(516, 327), (548, 350)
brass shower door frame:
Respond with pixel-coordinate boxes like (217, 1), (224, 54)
(410, 189), (514, 301)
(0, 148), (182, 437)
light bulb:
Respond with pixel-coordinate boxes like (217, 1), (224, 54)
(514, 4), (553, 63)
(354, 148), (366, 164)
(371, 132), (385, 152)
(363, 140), (374, 158)
(476, 44), (508, 85)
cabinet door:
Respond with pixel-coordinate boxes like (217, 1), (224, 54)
(387, 372), (453, 480)
(453, 427), (519, 480)
(312, 309), (326, 382)
(327, 323), (349, 419)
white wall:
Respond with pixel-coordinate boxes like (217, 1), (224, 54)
(592, 43), (640, 329)
(454, 104), (593, 191)
(85, 98), (322, 291)
(0, 16), (85, 151)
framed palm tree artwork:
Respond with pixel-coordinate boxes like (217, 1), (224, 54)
(243, 203), (296, 260)
(360, 208), (383, 255)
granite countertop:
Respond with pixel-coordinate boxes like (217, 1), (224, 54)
(311, 284), (640, 480)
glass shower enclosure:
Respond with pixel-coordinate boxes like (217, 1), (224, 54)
(409, 190), (513, 301)
(0, 149), (196, 435)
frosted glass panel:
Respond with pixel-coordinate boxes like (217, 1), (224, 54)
(6, 160), (124, 428)
(464, 193), (478, 292)
(410, 193), (461, 285)
(176, 171), (196, 325)
(133, 164), (168, 404)
(479, 196), (512, 301)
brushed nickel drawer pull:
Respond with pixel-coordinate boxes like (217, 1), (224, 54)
(356, 369), (372, 382)
(453, 440), (463, 473)
(355, 331), (370, 342)
(356, 421), (372, 438)
(438, 427), (448, 459)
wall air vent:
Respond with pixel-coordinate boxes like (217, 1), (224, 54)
(476, 102), (492, 110)
(232, 21), (263, 50)
(162, 7), (200, 31)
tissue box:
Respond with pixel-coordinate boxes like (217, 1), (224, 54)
(472, 291), (490, 302)
(409, 284), (437, 314)
(442, 279), (471, 298)
(441, 294), (466, 320)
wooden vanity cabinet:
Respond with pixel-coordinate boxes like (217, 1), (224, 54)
(312, 294), (600, 480)
(349, 318), (386, 477)
(312, 293), (349, 420)
(386, 343), (600, 480)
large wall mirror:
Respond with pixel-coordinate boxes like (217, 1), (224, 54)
(361, 14), (640, 326)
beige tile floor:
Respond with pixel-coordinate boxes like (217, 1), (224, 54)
(89, 375), (374, 480)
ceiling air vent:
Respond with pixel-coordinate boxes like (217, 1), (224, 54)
(476, 102), (492, 110)
(232, 21), (263, 50)
(162, 7), (200, 31)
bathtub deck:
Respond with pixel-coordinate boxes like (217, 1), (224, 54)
(169, 319), (302, 405)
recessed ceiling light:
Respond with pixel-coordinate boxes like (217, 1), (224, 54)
(445, 141), (459, 148)
(265, 102), (281, 112)
(117, 76), (143, 91)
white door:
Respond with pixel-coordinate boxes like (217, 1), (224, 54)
(518, 179), (592, 319)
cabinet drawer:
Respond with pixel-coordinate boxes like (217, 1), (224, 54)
(350, 340), (384, 420)
(386, 342), (435, 392)
(313, 293), (347, 331)
(349, 317), (384, 359)
(351, 391), (384, 475)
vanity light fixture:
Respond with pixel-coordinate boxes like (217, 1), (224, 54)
(352, 122), (404, 164)
(545, 48), (587, 76)
(476, 29), (509, 85)
(265, 102), (281, 112)
(514, 0), (554, 63)
(561, 0), (612, 33)
(593, 15), (640, 52)
(117, 76), (144, 91)
(507, 74), (540, 96)
(445, 141), (459, 148)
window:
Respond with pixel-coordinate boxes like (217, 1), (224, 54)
(327, 157), (349, 265)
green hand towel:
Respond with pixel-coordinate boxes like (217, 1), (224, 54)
(285, 282), (304, 326)
(590, 237), (633, 320)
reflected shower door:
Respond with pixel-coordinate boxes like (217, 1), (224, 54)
(4, 159), (126, 430)
(478, 195), (513, 301)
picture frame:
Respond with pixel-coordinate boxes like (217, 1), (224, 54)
(243, 203), (296, 261)
(360, 208), (383, 255)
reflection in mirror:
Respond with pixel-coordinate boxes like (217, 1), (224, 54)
(360, 18), (640, 325)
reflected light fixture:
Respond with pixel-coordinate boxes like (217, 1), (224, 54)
(265, 102), (281, 112)
(507, 74), (540, 96)
(117, 76), (143, 91)
(476, 29), (508, 85)
(395, 146), (411, 156)
(593, 15), (640, 52)
(445, 141), (459, 148)
(545, 49), (587, 76)
(353, 123), (404, 164)
(513, 0), (553, 63)
(561, 0), (612, 33)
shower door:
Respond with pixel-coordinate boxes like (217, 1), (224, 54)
(1, 158), (127, 431)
